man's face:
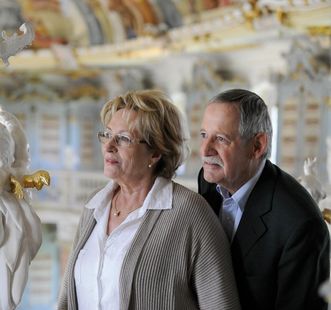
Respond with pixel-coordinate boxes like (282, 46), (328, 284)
(200, 102), (257, 194)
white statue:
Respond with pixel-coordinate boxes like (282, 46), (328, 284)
(327, 137), (331, 185)
(297, 157), (326, 205)
(0, 108), (49, 310)
(0, 21), (34, 66)
(319, 281), (331, 310)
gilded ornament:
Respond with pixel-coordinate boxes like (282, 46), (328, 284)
(10, 170), (51, 200)
(322, 208), (331, 224)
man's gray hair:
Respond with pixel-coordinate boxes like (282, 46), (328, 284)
(209, 89), (273, 159)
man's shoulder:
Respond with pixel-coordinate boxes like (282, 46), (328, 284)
(258, 160), (309, 194)
(258, 161), (323, 220)
(267, 162), (316, 201)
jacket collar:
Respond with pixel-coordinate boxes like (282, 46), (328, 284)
(232, 160), (276, 257)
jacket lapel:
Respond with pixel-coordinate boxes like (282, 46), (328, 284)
(232, 160), (276, 257)
(119, 209), (162, 310)
(68, 210), (96, 309)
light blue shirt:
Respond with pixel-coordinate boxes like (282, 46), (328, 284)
(217, 159), (266, 242)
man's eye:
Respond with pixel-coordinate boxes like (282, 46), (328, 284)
(216, 136), (228, 144)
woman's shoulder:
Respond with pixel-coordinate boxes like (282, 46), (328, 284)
(169, 181), (224, 238)
(172, 181), (205, 201)
(171, 181), (214, 215)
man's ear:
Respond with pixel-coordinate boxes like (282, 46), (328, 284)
(252, 133), (268, 159)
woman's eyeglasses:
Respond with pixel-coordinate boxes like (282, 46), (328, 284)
(97, 131), (146, 147)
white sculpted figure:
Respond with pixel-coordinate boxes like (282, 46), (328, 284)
(0, 21), (34, 66)
(297, 157), (326, 205)
(0, 108), (47, 310)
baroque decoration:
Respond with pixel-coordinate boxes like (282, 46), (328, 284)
(275, 37), (330, 181)
(0, 0), (330, 68)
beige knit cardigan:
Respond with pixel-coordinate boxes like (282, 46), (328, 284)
(57, 182), (241, 310)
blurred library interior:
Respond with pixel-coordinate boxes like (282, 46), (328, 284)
(0, 0), (331, 309)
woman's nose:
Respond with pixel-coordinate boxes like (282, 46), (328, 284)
(104, 139), (117, 152)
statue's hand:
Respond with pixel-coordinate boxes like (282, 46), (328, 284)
(8, 171), (50, 199)
(23, 170), (50, 190)
(10, 175), (24, 199)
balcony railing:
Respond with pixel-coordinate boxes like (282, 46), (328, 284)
(32, 170), (198, 211)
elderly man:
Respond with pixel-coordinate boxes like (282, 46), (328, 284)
(198, 88), (330, 310)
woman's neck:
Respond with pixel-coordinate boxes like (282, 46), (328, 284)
(115, 176), (156, 208)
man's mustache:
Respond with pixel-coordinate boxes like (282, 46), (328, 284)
(201, 156), (224, 167)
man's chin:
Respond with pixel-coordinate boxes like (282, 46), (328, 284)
(203, 171), (221, 184)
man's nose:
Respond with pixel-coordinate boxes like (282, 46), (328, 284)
(200, 138), (217, 156)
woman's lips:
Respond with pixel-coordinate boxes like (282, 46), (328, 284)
(105, 157), (119, 164)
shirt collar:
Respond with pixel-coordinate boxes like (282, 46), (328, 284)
(142, 177), (173, 211)
(216, 159), (266, 211)
(85, 177), (173, 221)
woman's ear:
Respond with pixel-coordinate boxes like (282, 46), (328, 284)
(151, 153), (162, 166)
(147, 151), (162, 168)
(252, 133), (268, 159)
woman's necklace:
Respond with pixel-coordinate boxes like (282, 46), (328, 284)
(112, 192), (120, 217)
(112, 190), (143, 217)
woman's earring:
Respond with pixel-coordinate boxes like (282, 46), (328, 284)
(148, 163), (152, 168)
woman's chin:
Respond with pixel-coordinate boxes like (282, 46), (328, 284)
(103, 168), (117, 179)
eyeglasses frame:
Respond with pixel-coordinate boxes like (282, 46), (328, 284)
(97, 130), (146, 147)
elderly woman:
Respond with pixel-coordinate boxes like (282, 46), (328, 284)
(57, 90), (240, 310)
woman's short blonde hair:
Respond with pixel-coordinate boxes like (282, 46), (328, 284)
(100, 89), (190, 179)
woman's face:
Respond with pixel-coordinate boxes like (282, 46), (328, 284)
(101, 109), (156, 185)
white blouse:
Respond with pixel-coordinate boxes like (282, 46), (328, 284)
(74, 177), (172, 310)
